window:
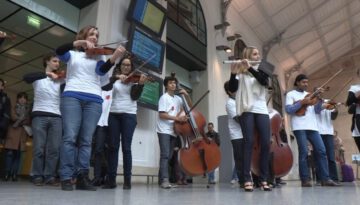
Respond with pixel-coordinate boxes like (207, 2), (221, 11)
(167, 0), (207, 45)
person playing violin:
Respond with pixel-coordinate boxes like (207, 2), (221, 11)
(228, 46), (271, 192)
(55, 25), (126, 191)
(156, 74), (191, 189)
(224, 81), (244, 187)
(315, 96), (339, 183)
(23, 52), (64, 186)
(101, 55), (146, 189)
(346, 71), (360, 152)
(285, 74), (339, 187)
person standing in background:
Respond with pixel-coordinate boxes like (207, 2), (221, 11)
(206, 122), (220, 184)
(23, 52), (64, 186)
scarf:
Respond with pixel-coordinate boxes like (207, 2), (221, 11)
(235, 72), (262, 116)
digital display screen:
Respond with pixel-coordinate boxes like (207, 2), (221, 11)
(128, 0), (166, 36)
(128, 25), (165, 74)
(137, 73), (163, 111)
(133, 0), (164, 34)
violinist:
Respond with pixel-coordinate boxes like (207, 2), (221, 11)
(228, 46), (271, 192)
(55, 25), (126, 191)
(23, 52), (63, 186)
(285, 74), (339, 187)
(224, 81), (244, 187)
(156, 74), (191, 189)
(101, 56), (145, 190)
(315, 97), (339, 182)
(346, 72), (360, 152)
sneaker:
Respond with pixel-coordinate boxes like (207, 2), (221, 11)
(61, 180), (74, 191)
(33, 177), (43, 186)
(45, 178), (59, 186)
(230, 179), (238, 184)
(208, 181), (216, 184)
(161, 181), (172, 189)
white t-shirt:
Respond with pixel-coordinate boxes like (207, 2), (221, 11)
(316, 108), (334, 135)
(285, 90), (319, 131)
(226, 97), (243, 140)
(32, 77), (63, 115)
(156, 92), (183, 137)
(64, 51), (106, 96)
(110, 81), (137, 114)
(97, 90), (112, 126)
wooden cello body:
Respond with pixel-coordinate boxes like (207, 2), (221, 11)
(174, 94), (221, 176)
(251, 108), (293, 178)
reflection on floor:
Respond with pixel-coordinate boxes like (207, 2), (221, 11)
(0, 180), (359, 205)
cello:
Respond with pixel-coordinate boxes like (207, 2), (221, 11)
(174, 75), (221, 176)
(251, 108), (294, 178)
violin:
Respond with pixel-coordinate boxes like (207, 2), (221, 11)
(123, 73), (154, 84)
(85, 47), (115, 55)
(295, 90), (322, 116)
(85, 40), (128, 56)
(323, 100), (343, 110)
(47, 69), (66, 80)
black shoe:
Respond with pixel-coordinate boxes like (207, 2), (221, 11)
(91, 177), (103, 186)
(61, 180), (74, 191)
(102, 178), (117, 189)
(11, 174), (18, 182)
(76, 174), (97, 191)
(3, 172), (10, 181)
(301, 180), (312, 187)
(123, 177), (131, 190)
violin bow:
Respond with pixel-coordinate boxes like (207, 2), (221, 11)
(97, 40), (128, 47)
(312, 69), (343, 98)
(187, 90), (210, 114)
(329, 77), (353, 101)
(125, 53), (156, 80)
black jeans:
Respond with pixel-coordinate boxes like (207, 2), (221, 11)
(106, 113), (137, 180)
(231, 138), (244, 184)
(93, 126), (108, 178)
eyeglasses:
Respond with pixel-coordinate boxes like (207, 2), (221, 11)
(121, 64), (131, 67)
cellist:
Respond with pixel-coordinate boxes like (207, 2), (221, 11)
(285, 74), (339, 187)
(156, 74), (191, 189)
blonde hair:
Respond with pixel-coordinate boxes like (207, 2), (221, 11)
(238, 46), (258, 73)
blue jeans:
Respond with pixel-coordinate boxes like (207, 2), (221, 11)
(157, 133), (177, 182)
(106, 113), (137, 180)
(293, 130), (330, 181)
(208, 170), (215, 182)
(59, 97), (102, 181)
(321, 134), (338, 181)
(5, 149), (21, 175)
(31, 116), (62, 181)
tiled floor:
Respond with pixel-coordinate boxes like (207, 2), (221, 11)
(0, 180), (359, 205)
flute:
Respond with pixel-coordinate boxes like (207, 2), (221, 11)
(223, 60), (261, 65)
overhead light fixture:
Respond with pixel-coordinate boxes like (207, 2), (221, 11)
(27, 15), (41, 29)
(216, 45), (232, 53)
(227, 33), (242, 41)
(214, 21), (230, 30)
